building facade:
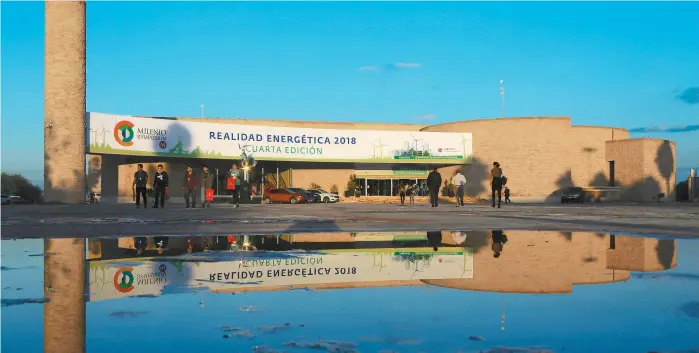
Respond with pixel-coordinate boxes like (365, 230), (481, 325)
(86, 112), (676, 204)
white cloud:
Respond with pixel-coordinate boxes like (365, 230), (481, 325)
(357, 62), (422, 72)
(393, 62), (421, 69)
(357, 65), (381, 72)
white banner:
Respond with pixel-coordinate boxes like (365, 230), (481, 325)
(87, 112), (473, 164)
(88, 248), (474, 302)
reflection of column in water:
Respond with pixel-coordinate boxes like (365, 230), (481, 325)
(44, 238), (86, 353)
(501, 294), (507, 331)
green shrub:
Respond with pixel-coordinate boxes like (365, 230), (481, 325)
(1, 173), (43, 203)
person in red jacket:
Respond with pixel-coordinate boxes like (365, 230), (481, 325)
(182, 166), (198, 208)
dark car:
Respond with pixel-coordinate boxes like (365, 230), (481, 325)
(263, 189), (308, 204)
(561, 187), (585, 203)
(287, 188), (318, 203)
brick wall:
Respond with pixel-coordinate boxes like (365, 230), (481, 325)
(287, 163), (355, 194)
(569, 127), (629, 187)
(606, 138), (676, 201)
(44, 1), (86, 203)
(422, 117), (573, 197)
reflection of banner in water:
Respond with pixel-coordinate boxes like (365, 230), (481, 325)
(87, 249), (473, 302)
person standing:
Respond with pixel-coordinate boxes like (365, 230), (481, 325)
(491, 230), (507, 258)
(152, 164), (169, 208)
(426, 168), (442, 207)
(134, 236), (148, 256)
(201, 166), (214, 208)
(182, 166), (198, 208)
(133, 164), (148, 209)
(398, 183), (407, 205)
(451, 170), (467, 207)
(228, 164), (241, 208)
(154, 236), (169, 256)
(408, 184), (416, 205)
(491, 162), (504, 208)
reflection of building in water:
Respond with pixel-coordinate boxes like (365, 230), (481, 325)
(44, 238), (86, 353)
(606, 235), (677, 272)
(86, 233), (472, 301)
(424, 231), (677, 294)
(85, 232), (678, 300)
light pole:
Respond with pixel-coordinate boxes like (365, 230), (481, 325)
(499, 80), (505, 118)
(200, 104), (205, 118)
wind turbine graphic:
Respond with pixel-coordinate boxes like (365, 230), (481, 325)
(409, 134), (419, 150)
(369, 141), (378, 158)
(89, 127), (97, 145)
(376, 140), (388, 159)
(94, 124), (110, 146)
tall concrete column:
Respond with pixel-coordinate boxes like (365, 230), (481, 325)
(44, 238), (86, 353)
(44, 1), (87, 203)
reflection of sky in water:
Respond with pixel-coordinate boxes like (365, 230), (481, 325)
(1, 237), (699, 353)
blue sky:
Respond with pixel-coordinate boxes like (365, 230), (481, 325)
(2, 1), (698, 185)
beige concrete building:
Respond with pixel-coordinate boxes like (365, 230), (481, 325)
(86, 114), (676, 204)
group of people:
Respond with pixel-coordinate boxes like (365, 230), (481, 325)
(401, 162), (510, 208)
(132, 163), (243, 209)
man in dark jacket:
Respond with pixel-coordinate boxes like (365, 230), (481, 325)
(426, 168), (442, 207)
(427, 231), (442, 252)
(133, 164), (148, 209)
(200, 166), (214, 208)
(153, 164), (169, 208)
(182, 166), (198, 208)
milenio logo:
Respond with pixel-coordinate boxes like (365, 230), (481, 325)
(113, 120), (168, 147)
(114, 121), (135, 147)
(113, 267), (135, 293)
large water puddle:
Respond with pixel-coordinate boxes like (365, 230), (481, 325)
(1, 231), (698, 353)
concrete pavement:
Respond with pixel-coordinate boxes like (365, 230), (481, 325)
(1, 201), (698, 239)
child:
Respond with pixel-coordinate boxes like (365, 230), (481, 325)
(504, 187), (511, 204)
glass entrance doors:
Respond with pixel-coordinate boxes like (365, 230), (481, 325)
(356, 178), (427, 197)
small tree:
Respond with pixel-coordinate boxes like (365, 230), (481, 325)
(346, 175), (360, 197)
(1, 173), (43, 203)
(330, 184), (339, 194)
(309, 182), (322, 189)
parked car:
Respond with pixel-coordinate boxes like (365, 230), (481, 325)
(1, 194), (10, 205)
(561, 187), (585, 203)
(263, 189), (307, 204)
(307, 189), (339, 203)
(287, 188), (318, 203)
(8, 196), (32, 205)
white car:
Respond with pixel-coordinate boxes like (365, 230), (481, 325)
(308, 189), (339, 203)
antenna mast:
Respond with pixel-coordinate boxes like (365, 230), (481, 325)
(500, 80), (505, 118)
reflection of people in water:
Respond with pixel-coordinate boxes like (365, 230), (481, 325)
(154, 237), (169, 255)
(451, 231), (468, 246)
(491, 230), (507, 258)
(134, 237), (148, 256)
(427, 231), (442, 252)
